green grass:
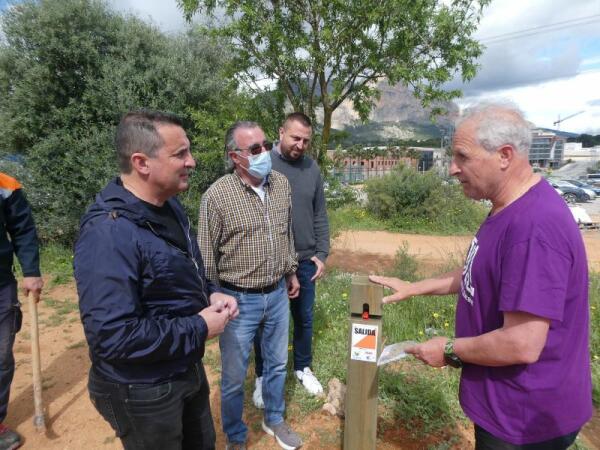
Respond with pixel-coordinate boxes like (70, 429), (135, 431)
(329, 204), (483, 238)
(67, 340), (87, 350)
(40, 243), (74, 286)
(329, 205), (387, 239)
(43, 297), (78, 314)
(41, 297), (78, 327)
(12, 243), (73, 286)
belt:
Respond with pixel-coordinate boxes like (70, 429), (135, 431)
(219, 280), (279, 294)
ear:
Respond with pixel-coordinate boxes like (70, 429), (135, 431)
(278, 126), (285, 140)
(229, 150), (241, 165)
(497, 145), (515, 169)
(130, 152), (151, 175)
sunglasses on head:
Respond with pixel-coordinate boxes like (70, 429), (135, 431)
(236, 141), (273, 155)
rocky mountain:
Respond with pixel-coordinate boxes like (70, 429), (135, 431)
(327, 81), (458, 146)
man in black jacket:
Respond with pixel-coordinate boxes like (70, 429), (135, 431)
(74, 110), (237, 450)
(0, 172), (43, 450)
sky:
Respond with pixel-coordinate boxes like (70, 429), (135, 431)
(2, 0), (600, 134)
(449, 0), (600, 134)
(108, 0), (600, 135)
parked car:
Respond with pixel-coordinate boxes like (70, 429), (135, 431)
(564, 179), (600, 196)
(548, 181), (590, 203)
(586, 173), (600, 187)
(549, 179), (596, 200)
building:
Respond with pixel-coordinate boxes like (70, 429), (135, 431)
(529, 129), (565, 168)
(327, 146), (445, 183)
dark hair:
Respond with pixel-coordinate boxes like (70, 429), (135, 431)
(115, 110), (184, 173)
(283, 112), (312, 129)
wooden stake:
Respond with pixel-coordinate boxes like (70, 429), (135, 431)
(344, 276), (383, 450)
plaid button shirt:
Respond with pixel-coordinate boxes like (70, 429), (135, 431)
(198, 171), (298, 289)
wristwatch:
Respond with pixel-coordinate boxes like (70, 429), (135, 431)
(444, 338), (463, 368)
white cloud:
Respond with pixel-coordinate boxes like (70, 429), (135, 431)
(449, 0), (600, 133)
(458, 70), (600, 134)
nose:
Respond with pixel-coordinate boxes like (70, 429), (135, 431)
(186, 154), (196, 169)
(449, 159), (459, 176)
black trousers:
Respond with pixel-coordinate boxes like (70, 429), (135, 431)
(88, 362), (215, 450)
(0, 282), (21, 423)
(475, 425), (579, 450)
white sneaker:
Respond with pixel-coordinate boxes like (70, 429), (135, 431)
(252, 376), (264, 409)
(294, 367), (323, 395)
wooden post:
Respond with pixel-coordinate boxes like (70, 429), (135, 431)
(28, 292), (46, 432)
(343, 275), (383, 450)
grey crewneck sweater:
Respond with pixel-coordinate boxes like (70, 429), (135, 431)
(270, 145), (329, 263)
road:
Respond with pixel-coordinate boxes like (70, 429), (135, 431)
(553, 160), (598, 178)
(581, 196), (600, 222)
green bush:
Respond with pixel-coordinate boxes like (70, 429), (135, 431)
(365, 165), (487, 234)
(323, 178), (357, 210)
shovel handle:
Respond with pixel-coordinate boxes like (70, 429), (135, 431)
(28, 291), (46, 432)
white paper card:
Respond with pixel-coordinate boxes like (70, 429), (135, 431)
(377, 341), (418, 366)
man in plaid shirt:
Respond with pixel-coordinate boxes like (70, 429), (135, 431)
(198, 121), (301, 450)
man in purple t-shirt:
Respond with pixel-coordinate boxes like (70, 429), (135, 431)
(370, 102), (592, 449)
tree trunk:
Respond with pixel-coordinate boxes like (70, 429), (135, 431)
(319, 106), (333, 167)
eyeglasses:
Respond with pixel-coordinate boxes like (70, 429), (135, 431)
(236, 141), (273, 155)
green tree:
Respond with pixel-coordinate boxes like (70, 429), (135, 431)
(0, 0), (237, 243)
(178, 0), (490, 164)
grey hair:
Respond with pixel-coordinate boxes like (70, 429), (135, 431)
(456, 101), (531, 155)
(223, 121), (261, 172)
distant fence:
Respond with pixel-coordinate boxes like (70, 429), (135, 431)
(331, 167), (394, 183)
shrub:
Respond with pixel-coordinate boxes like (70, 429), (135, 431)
(365, 165), (487, 234)
(323, 178), (358, 210)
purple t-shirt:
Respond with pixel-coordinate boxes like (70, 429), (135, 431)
(456, 178), (592, 445)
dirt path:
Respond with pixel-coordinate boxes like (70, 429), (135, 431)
(331, 229), (600, 273)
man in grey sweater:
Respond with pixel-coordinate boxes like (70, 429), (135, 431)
(253, 112), (330, 405)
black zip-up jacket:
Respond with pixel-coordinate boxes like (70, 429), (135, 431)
(0, 173), (40, 287)
(74, 178), (218, 383)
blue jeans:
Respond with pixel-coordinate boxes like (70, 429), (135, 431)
(255, 260), (316, 376)
(0, 282), (21, 423)
(220, 279), (289, 444)
(88, 362), (215, 450)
